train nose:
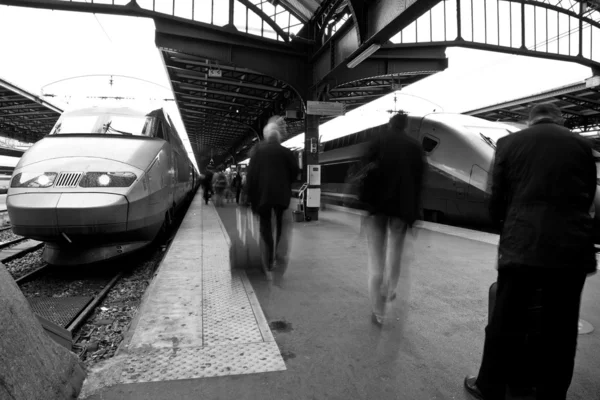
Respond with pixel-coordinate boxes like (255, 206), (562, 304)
(8, 192), (128, 241)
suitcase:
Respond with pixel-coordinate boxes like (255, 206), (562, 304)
(229, 207), (263, 272)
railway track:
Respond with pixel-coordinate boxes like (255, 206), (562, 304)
(5, 195), (193, 361)
(15, 262), (124, 350)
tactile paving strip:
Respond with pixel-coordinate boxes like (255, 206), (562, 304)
(203, 269), (264, 346)
(113, 200), (285, 384)
(120, 342), (285, 383)
(28, 296), (93, 328)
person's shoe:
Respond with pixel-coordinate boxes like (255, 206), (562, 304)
(371, 313), (383, 326)
(464, 376), (486, 400)
(265, 270), (273, 281)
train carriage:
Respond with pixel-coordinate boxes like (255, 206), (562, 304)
(294, 112), (600, 233)
(7, 105), (199, 265)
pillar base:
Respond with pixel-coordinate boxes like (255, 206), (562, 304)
(305, 207), (319, 221)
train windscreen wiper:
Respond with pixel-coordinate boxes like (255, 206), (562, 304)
(103, 120), (133, 136)
(480, 133), (496, 149)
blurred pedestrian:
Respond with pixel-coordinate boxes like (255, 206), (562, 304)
(361, 112), (425, 326)
(465, 103), (597, 400)
(247, 116), (300, 278)
(202, 169), (214, 205)
(213, 170), (227, 207)
(232, 172), (242, 204)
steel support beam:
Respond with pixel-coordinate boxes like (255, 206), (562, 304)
(182, 110), (260, 138)
(311, 0), (443, 86)
(175, 94), (253, 108)
(154, 18), (309, 101)
(237, 0), (290, 42)
(173, 82), (274, 102)
(322, 46), (448, 89)
(0, 0), (296, 41)
(167, 66), (284, 92)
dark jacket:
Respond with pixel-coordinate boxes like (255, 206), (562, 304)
(247, 141), (299, 211)
(363, 125), (426, 225)
(202, 171), (214, 191)
(232, 174), (242, 190)
(489, 121), (597, 273)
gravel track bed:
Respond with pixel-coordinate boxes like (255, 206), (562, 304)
(0, 228), (19, 243)
(73, 247), (166, 369)
(4, 248), (45, 281)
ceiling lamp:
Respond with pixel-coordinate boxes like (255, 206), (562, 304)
(347, 43), (381, 69)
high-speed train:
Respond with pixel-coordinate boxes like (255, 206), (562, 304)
(295, 112), (600, 232)
(7, 106), (200, 265)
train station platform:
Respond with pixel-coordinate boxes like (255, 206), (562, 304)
(79, 196), (600, 400)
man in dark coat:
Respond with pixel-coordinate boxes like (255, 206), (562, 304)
(201, 169), (214, 205)
(247, 116), (299, 276)
(465, 103), (597, 400)
(232, 173), (242, 204)
(362, 112), (425, 325)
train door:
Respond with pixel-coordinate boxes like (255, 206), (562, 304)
(468, 165), (488, 201)
(155, 118), (174, 209)
(468, 164), (491, 223)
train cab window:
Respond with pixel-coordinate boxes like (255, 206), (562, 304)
(155, 121), (169, 142)
(422, 136), (439, 153)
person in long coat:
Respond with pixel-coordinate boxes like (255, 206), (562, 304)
(464, 103), (597, 400)
(201, 169), (214, 205)
(247, 116), (299, 275)
(361, 112), (425, 325)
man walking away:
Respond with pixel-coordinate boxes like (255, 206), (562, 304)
(247, 116), (300, 278)
(232, 173), (242, 204)
(202, 169), (214, 205)
(362, 113), (425, 326)
(464, 103), (597, 400)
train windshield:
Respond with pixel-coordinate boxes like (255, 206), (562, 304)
(51, 114), (154, 136)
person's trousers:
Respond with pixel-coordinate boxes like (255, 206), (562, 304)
(257, 205), (290, 269)
(476, 267), (587, 400)
(236, 189), (241, 204)
(365, 214), (408, 319)
(203, 188), (211, 205)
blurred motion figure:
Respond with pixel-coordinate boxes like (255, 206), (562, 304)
(361, 113), (425, 325)
(202, 169), (214, 205)
(247, 116), (299, 277)
(465, 103), (597, 400)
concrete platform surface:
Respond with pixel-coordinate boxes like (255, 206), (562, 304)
(80, 202), (600, 400)
(79, 197), (285, 399)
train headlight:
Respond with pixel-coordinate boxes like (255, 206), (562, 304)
(79, 172), (137, 188)
(98, 174), (110, 186)
(11, 172), (57, 188)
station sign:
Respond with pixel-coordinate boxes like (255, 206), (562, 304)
(306, 101), (346, 117)
(208, 69), (222, 78)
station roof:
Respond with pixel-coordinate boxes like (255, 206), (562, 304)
(161, 49), (297, 154)
(0, 77), (62, 145)
(160, 47), (439, 161)
(276, 0), (324, 22)
(465, 76), (600, 133)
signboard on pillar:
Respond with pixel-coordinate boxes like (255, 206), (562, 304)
(308, 165), (321, 185)
(306, 101), (346, 117)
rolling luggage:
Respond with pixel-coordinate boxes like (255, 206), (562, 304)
(229, 207), (263, 272)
